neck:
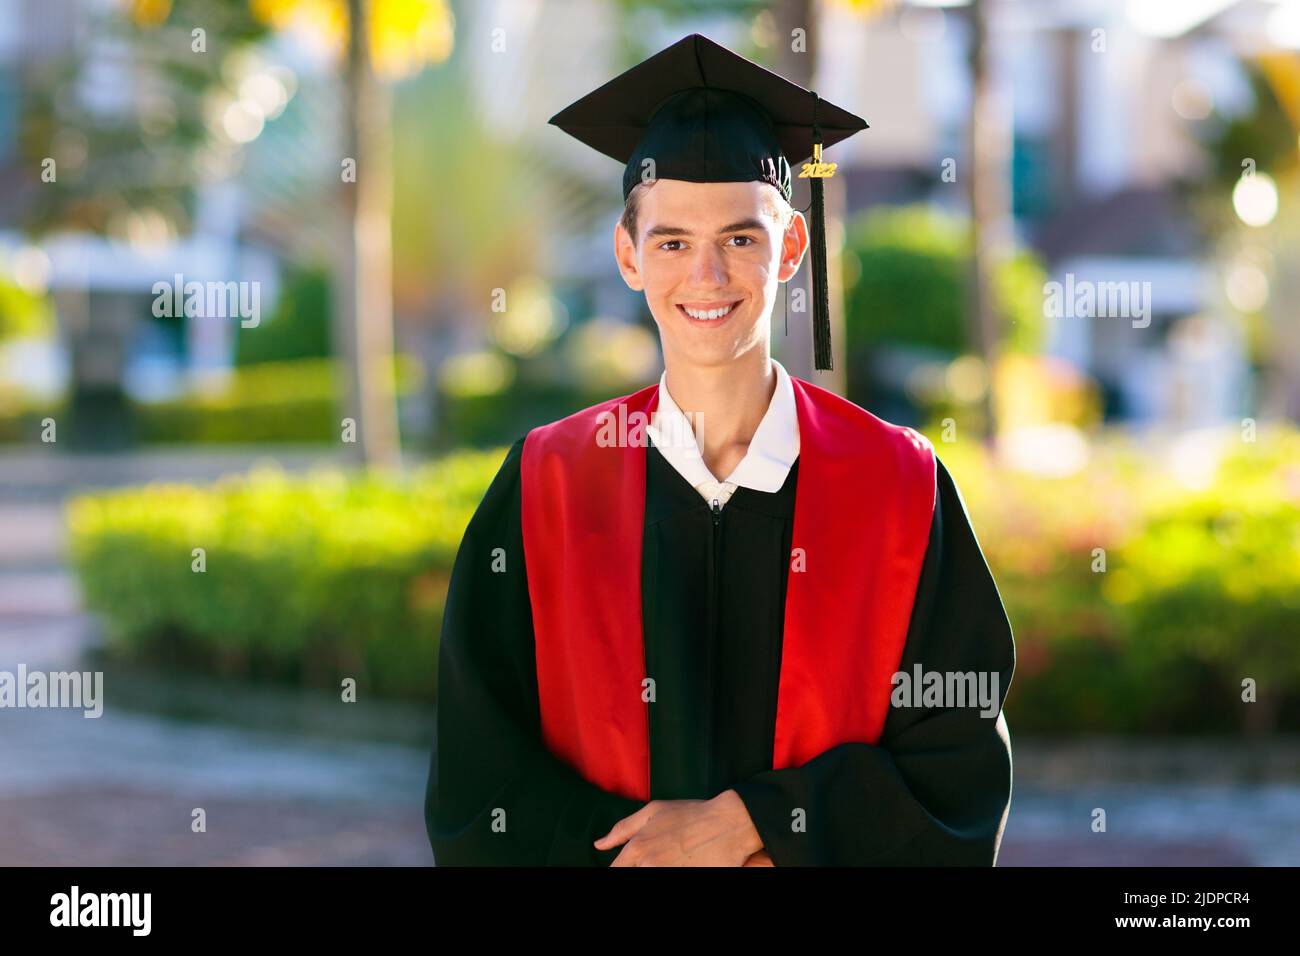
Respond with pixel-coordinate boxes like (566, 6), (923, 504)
(662, 347), (777, 481)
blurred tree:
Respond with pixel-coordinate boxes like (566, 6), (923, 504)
(1192, 58), (1300, 422)
(17, 0), (274, 447)
(20, 0), (452, 460)
(252, 0), (454, 469)
(961, 0), (1014, 442)
(20, 0), (272, 236)
(1194, 61), (1296, 219)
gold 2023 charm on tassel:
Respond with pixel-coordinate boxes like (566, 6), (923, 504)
(799, 143), (837, 178)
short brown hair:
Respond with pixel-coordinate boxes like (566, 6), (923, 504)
(619, 180), (655, 246)
(619, 180), (793, 247)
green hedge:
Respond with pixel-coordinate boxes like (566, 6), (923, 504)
(936, 426), (1300, 734)
(137, 356), (423, 444)
(66, 426), (1300, 730)
(66, 446), (507, 700)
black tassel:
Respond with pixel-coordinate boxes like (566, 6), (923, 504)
(809, 172), (832, 371)
(808, 92), (833, 372)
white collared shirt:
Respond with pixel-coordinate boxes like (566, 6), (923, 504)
(646, 358), (800, 510)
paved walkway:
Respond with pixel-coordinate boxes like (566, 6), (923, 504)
(1000, 784), (1298, 865)
(0, 575), (433, 866)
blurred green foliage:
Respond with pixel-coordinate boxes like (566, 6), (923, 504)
(18, 0), (270, 237)
(938, 426), (1300, 734)
(433, 318), (662, 451)
(843, 205), (1047, 355)
(0, 388), (52, 442)
(1103, 435), (1300, 734)
(137, 358), (355, 443)
(1199, 64), (1297, 198)
(67, 425), (1300, 731)
(0, 277), (54, 341)
(437, 377), (626, 451)
(67, 445), (508, 700)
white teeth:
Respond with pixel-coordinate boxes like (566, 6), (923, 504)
(683, 303), (734, 320)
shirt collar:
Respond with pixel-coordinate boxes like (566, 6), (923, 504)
(646, 357), (800, 497)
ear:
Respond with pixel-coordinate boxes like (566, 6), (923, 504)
(777, 211), (809, 282)
(613, 221), (645, 291)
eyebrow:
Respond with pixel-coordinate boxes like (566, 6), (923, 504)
(644, 217), (768, 241)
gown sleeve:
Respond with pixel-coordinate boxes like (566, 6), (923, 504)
(424, 437), (645, 866)
(729, 456), (1016, 866)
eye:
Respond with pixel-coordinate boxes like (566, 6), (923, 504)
(658, 239), (685, 252)
(727, 235), (756, 247)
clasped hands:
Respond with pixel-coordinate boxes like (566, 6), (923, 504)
(594, 788), (774, 866)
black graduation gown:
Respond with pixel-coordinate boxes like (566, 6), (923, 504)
(424, 434), (1015, 866)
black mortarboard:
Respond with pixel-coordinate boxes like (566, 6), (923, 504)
(548, 33), (868, 371)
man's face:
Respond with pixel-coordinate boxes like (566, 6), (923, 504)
(614, 179), (808, 371)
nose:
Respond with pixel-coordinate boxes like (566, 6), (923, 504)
(686, 241), (727, 289)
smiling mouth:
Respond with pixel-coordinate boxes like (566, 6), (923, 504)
(676, 300), (741, 322)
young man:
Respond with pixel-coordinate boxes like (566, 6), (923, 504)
(425, 33), (1015, 867)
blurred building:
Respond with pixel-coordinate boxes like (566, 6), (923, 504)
(814, 0), (1279, 428)
(4, 0), (1296, 432)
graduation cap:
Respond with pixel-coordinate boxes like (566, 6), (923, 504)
(548, 33), (868, 371)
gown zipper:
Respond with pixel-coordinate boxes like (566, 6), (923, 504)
(706, 496), (722, 789)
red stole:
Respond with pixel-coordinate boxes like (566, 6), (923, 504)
(520, 374), (936, 801)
